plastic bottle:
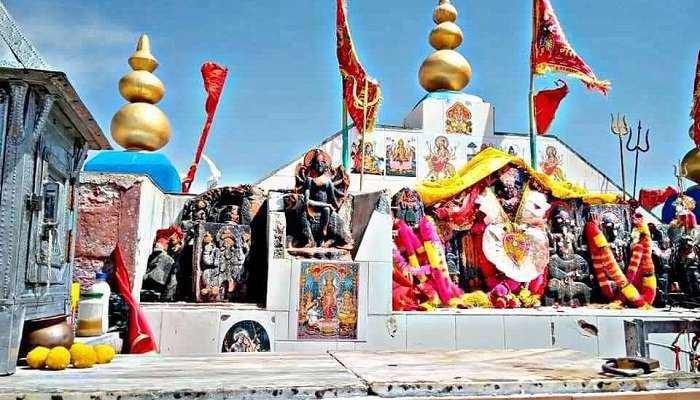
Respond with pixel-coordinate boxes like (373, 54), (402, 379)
(88, 272), (111, 334)
(77, 292), (104, 337)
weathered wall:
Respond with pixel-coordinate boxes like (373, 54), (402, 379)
(74, 174), (142, 290)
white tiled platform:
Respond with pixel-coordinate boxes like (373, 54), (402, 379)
(142, 303), (700, 370)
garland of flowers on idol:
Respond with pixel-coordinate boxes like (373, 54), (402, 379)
(584, 213), (656, 308)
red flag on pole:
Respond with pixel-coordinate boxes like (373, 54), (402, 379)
(182, 62), (229, 193)
(690, 50), (700, 147)
(531, 0), (610, 94)
(639, 186), (678, 210)
(337, 0), (381, 134)
(534, 79), (569, 134)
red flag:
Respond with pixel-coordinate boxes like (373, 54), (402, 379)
(337, 0), (381, 134)
(639, 186), (678, 210)
(112, 244), (158, 354)
(690, 50), (700, 147)
(531, 0), (610, 94)
(534, 80), (569, 134)
(182, 62), (229, 193)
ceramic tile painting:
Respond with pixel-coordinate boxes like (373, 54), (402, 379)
(297, 262), (359, 340)
(385, 134), (417, 177)
(351, 131), (384, 175)
(221, 320), (271, 352)
(423, 135), (458, 181)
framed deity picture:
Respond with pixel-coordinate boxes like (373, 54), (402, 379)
(296, 261), (360, 340)
(385, 134), (417, 177)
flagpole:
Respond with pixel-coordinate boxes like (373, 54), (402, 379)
(342, 97), (350, 170)
(528, 0), (538, 170)
(360, 79), (368, 191)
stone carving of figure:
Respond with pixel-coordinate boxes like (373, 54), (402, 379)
(672, 235), (700, 301)
(142, 225), (183, 302)
(600, 211), (629, 267)
(391, 187), (424, 228)
(199, 226), (250, 302)
(286, 149), (352, 249)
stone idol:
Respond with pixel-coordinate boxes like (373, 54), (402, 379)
(284, 149), (354, 260)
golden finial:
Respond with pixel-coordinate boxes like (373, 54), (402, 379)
(111, 34), (171, 151)
(419, 0), (472, 92)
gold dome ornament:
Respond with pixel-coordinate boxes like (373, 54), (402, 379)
(682, 147), (700, 184)
(111, 34), (171, 151)
(419, 0), (472, 92)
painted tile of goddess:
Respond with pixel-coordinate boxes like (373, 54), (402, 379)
(386, 135), (416, 177)
(297, 262), (359, 340)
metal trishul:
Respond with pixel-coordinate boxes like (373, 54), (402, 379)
(610, 113), (630, 200)
(674, 159), (688, 194)
(625, 119), (651, 200)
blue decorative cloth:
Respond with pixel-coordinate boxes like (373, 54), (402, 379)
(661, 185), (700, 223)
(84, 150), (181, 193)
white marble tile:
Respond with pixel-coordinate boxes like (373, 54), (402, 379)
(455, 315), (505, 350)
(268, 191), (285, 212)
(355, 211), (392, 263)
(357, 262), (369, 341)
(503, 315), (552, 350)
(291, 341), (338, 353)
(336, 341), (356, 351)
(647, 332), (690, 371)
(367, 262), (392, 315)
(142, 308), (163, 350)
(274, 311), (289, 341)
(160, 309), (220, 355)
(266, 258), (292, 311)
(406, 314), (456, 351)
(219, 310), (277, 353)
(356, 314), (407, 351)
(550, 316), (598, 355)
(596, 317), (627, 358)
(274, 341), (296, 352)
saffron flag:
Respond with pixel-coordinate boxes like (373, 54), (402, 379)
(531, 0), (610, 94)
(534, 80), (569, 134)
(691, 50), (700, 147)
(639, 186), (678, 210)
(182, 62), (229, 193)
(337, 0), (381, 134)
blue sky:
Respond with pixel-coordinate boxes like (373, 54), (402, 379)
(6, 0), (700, 193)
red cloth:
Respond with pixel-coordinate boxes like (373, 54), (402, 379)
(182, 62), (229, 193)
(112, 244), (158, 354)
(691, 50), (700, 147)
(639, 186), (677, 210)
(677, 213), (698, 231)
(153, 225), (183, 248)
(531, 0), (610, 94)
(337, 0), (381, 134)
(534, 80), (569, 134)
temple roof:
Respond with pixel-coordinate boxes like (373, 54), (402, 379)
(0, 1), (109, 150)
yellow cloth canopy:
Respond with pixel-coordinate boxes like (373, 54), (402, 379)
(415, 147), (620, 206)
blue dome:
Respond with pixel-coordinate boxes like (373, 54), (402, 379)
(661, 185), (700, 223)
(84, 150), (181, 193)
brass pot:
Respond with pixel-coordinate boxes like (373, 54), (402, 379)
(24, 315), (74, 350)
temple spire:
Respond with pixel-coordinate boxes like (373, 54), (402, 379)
(418, 0), (472, 92)
(111, 34), (171, 151)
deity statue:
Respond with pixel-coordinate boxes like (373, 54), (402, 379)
(651, 227), (672, 307)
(197, 224), (251, 302)
(493, 167), (526, 219)
(285, 149), (353, 250)
(671, 234), (700, 302)
(600, 211), (629, 267)
(141, 225), (183, 302)
(425, 136), (456, 181)
(545, 211), (592, 307)
(669, 195), (698, 240)
(391, 187), (425, 228)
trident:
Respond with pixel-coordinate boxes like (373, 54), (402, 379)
(674, 160), (688, 194)
(626, 120), (650, 199)
(350, 76), (381, 191)
(610, 113), (630, 200)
